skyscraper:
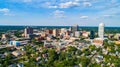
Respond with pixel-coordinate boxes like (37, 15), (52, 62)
(71, 24), (79, 32)
(24, 27), (33, 38)
(90, 30), (95, 39)
(98, 23), (105, 39)
(53, 29), (59, 37)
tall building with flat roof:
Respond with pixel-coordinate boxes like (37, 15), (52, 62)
(71, 24), (79, 32)
(53, 29), (59, 37)
(98, 23), (105, 39)
(24, 27), (33, 38)
(90, 30), (95, 39)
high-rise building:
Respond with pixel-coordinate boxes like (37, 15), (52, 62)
(90, 30), (95, 39)
(46, 29), (53, 34)
(61, 28), (67, 34)
(53, 29), (59, 37)
(71, 24), (79, 32)
(98, 23), (105, 39)
(24, 27), (33, 38)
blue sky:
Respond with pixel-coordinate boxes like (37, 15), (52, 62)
(0, 0), (120, 26)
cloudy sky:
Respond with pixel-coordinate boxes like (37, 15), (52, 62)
(0, 0), (120, 26)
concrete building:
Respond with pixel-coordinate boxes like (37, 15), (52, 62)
(114, 34), (120, 40)
(9, 41), (21, 46)
(114, 40), (120, 45)
(61, 28), (67, 34)
(53, 29), (59, 37)
(46, 29), (53, 34)
(75, 31), (80, 37)
(24, 27), (33, 38)
(98, 23), (105, 39)
(12, 50), (26, 57)
(82, 31), (90, 37)
(93, 38), (104, 47)
(71, 24), (79, 32)
(2, 34), (6, 39)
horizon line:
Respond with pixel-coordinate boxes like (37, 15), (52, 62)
(0, 25), (120, 27)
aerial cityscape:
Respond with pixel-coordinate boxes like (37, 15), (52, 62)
(0, 0), (120, 67)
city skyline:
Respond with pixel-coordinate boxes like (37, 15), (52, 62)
(0, 0), (120, 26)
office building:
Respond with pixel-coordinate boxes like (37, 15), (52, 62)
(75, 31), (80, 37)
(82, 31), (89, 37)
(53, 29), (59, 37)
(98, 23), (105, 39)
(71, 24), (79, 32)
(24, 27), (33, 38)
(10, 41), (21, 46)
(90, 30), (95, 39)
(61, 28), (67, 34)
(46, 29), (53, 34)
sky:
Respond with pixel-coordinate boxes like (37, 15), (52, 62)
(0, 0), (120, 26)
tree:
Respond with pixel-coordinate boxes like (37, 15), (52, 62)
(67, 46), (77, 55)
(1, 54), (13, 67)
(76, 50), (82, 55)
(59, 52), (66, 61)
(89, 45), (96, 51)
(80, 56), (90, 67)
(14, 31), (22, 37)
(46, 49), (58, 66)
(89, 63), (101, 67)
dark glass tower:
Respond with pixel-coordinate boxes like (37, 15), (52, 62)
(90, 30), (95, 39)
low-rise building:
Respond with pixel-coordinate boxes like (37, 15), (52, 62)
(12, 50), (26, 57)
(9, 41), (21, 46)
(114, 40), (120, 45)
(92, 38), (104, 47)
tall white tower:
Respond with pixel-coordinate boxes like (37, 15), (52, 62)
(98, 23), (105, 39)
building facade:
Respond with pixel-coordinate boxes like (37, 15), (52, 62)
(98, 23), (105, 39)
(71, 24), (79, 32)
(90, 30), (95, 39)
(24, 27), (33, 38)
(53, 29), (59, 37)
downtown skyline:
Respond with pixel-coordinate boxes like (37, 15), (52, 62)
(0, 0), (120, 26)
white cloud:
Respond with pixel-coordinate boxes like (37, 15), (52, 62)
(54, 10), (64, 15)
(4, 13), (15, 16)
(80, 16), (88, 19)
(83, 2), (92, 7)
(0, 8), (10, 13)
(59, 1), (79, 8)
(43, 2), (58, 8)
(9, 0), (33, 3)
(53, 10), (66, 18)
(102, 14), (115, 19)
(0, 8), (15, 16)
(48, 6), (58, 8)
(23, 0), (32, 2)
(75, 0), (80, 2)
(111, 0), (118, 3)
(46, 0), (91, 9)
(103, 15), (112, 17)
